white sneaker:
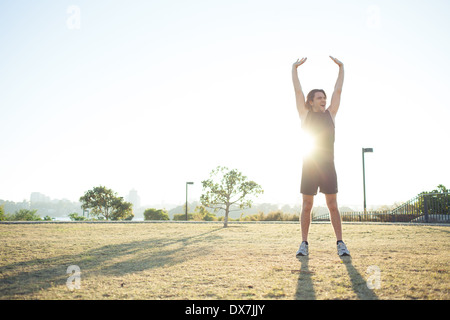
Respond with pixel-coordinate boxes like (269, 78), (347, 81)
(337, 241), (350, 256)
(296, 242), (309, 256)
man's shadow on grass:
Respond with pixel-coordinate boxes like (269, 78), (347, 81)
(0, 227), (223, 298)
(294, 256), (316, 300)
(294, 255), (378, 300)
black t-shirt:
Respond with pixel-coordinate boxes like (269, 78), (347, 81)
(302, 109), (335, 163)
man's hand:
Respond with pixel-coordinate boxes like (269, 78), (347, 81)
(293, 57), (307, 69)
(329, 56), (343, 67)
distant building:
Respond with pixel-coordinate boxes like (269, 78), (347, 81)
(30, 192), (50, 204)
(127, 189), (141, 209)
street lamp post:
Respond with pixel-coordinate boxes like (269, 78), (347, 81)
(186, 182), (194, 221)
(362, 148), (373, 213)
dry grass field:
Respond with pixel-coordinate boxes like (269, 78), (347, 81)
(0, 222), (449, 300)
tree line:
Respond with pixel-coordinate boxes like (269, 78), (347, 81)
(71, 166), (265, 227)
(142, 206), (300, 222)
(0, 207), (53, 221)
(2, 164), (446, 225)
(1, 166), (264, 226)
(0, 198), (82, 219)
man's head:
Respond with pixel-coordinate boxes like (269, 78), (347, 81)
(306, 89), (327, 112)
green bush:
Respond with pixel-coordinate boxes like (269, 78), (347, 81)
(8, 209), (42, 221)
(144, 208), (169, 221)
(124, 213), (134, 220)
(173, 213), (193, 221)
(241, 210), (299, 221)
(68, 213), (87, 221)
(192, 205), (217, 221)
(0, 205), (5, 221)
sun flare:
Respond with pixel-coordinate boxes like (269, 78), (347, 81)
(300, 131), (315, 158)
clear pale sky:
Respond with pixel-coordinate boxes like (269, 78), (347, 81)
(1, 0), (449, 209)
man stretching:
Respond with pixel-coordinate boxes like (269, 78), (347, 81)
(292, 56), (350, 257)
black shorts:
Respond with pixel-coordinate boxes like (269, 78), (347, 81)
(301, 159), (338, 195)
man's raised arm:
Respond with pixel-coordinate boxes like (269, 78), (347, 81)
(328, 56), (344, 119)
(292, 57), (308, 121)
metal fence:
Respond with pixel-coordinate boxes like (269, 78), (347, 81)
(313, 192), (450, 223)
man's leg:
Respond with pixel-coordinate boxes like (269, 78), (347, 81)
(325, 193), (343, 241)
(301, 194), (314, 242)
